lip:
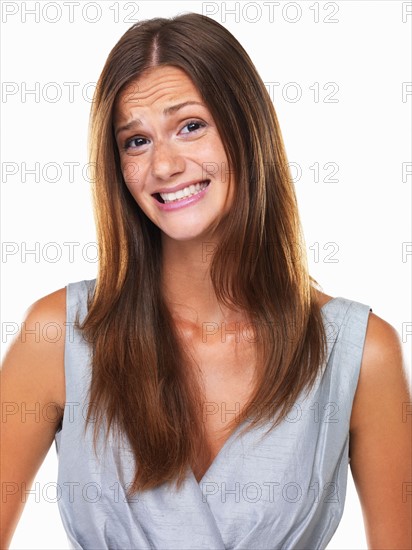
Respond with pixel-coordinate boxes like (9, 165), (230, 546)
(152, 179), (210, 195)
(153, 180), (211, 212)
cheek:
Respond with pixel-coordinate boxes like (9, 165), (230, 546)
(211, 138), (229, 172)
(214, 147), (231, 186)
(121, 160), (141, 189)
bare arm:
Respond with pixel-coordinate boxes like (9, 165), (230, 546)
(0, 288), (66, 549)
(349, 311), (412, 549)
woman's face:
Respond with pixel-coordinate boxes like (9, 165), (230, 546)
(114, 65), (235, 243)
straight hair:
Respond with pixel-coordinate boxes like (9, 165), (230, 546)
(77, 12), (328, 494)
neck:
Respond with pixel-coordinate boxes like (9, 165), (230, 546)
(160, 233), (238, 327)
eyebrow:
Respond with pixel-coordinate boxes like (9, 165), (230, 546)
(115, 100), (205, 138)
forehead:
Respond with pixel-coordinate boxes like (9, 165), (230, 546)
(114, 65), (202, 119)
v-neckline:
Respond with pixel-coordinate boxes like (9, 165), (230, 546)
(192, 417), (247, 485)
(191, 296), (340, 485)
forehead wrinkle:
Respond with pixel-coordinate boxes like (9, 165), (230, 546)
(116, 92), (198, 126)
(114, 67), (205, 132)
(121, 76), (198, 106)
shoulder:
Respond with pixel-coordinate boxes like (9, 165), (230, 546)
(347, 309), (411, 546)
(2, 287), (67, 412)
(313, 289), (409, 433)
(0, 287), (68, 547)
(25, 287), (67, 349)
(350, 309), (409, 433)
(25, 286), (67, 321)
(361, 310), (402, 360)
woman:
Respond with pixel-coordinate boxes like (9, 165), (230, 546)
(1, 12), (410, 549)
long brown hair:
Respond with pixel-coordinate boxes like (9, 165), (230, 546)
(78, 12), (328, 494)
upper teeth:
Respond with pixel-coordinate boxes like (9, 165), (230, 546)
(159, 181), (209, 202)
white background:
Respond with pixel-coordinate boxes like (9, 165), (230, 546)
(1, 0), (411, 548)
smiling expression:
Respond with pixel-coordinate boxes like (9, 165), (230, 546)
(113, 65), (235, 243)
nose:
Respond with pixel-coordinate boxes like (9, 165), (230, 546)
(151, 140), (185, 180)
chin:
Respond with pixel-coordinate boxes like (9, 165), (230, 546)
(164, 233), (205, 242)
(161, 225), (211, 243)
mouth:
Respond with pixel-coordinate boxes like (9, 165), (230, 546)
(152, 180), (210, 204)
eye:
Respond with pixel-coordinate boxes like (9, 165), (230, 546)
(123, 136), (148, 151)
(180, 120), (206, 134)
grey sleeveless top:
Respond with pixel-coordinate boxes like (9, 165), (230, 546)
(54, 278), (372, 549)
